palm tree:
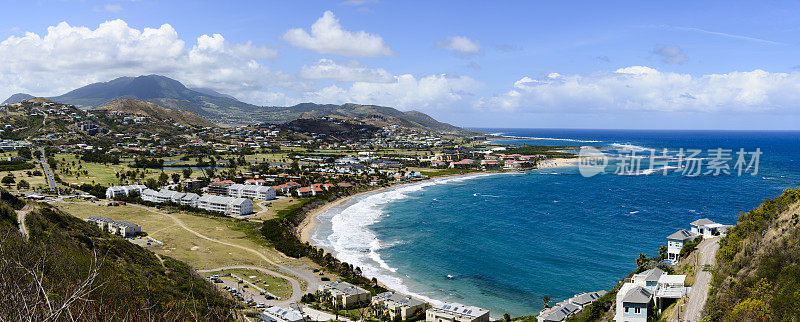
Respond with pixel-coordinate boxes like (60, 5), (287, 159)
(542, 296), (551, 308)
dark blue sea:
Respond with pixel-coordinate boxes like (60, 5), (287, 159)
(310, 129), (800, 317)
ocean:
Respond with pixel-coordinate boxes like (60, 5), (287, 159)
(309, 129), (800, 317)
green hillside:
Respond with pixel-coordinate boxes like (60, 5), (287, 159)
(705, 187), (800, 320)
(0, 191), (237, 321)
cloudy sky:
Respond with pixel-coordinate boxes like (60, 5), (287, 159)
(1, 0), (800, 129)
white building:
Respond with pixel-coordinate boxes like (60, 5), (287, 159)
(258, 306), (305, 322)
(228, 183), (276, 200)
(426, 302), (489, 322)
(86, 216), (141, 237)
(105, 184), (147, 199)
(690, 218), (729, 238)
(614, 268), (689, 321)
(197, 194), (253, 216)
(666, 229), (699, 264)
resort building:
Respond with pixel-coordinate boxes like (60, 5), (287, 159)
(179, 193), (200, 207)
(318, 281), (370, 308)
(666, 229), (699, 264)
(690, 218), (730, 238)
(108, 221), (142, 237)
(105, 184), (147, 199)
(273, 181), (302, 194)
(208, 180), (235, 195)
(86, 216), (141, 237)
(425, 302), (490, 322)
(228, 183), (276, 200)
(372, 292), (427, 320)
(257, 306), (305, 322)
(197, 194), (253, 216)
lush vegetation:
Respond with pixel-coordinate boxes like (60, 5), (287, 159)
(705, 187), (800, 321)
(0, 159), (36, 171)
(0, 191), (238, 320)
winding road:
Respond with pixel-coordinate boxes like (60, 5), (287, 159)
(128, 204), (321, 304)
(684, 238), (720, 322)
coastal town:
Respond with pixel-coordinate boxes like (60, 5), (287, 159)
(0, 97), (579, 321)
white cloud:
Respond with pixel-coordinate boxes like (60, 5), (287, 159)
(436, 36), (481, 56)
(300, 59), (393, 83)
(283, 11), (393, 57)
(103, 4), (123, 12)
(652, 45), (688, 64)
(305, 74), (481, 110)
(0, 19), (280, 102)
(479, 66), (800, 113)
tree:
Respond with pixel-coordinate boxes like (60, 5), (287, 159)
(542, 296), (551, 308)
(658, 245), (668, 260)
(171, 173), (181, 184)
(182, 168), (193, 179)
(503, 313), (511, 322)
(158, 172), (169, 185)
(2, 174), (15, 187)
(636, 253), (651, 272)
(17, 147), (32, 159)
(16, 180), (29, 190)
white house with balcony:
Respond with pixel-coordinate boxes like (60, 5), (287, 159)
(666, 229), (699, 264)
(690, 218), (730, 238)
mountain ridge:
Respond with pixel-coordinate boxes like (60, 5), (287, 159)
(3, 75), (475, 134)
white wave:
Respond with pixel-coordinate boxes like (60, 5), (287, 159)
(609, 143), (654, 152)
(315, 173), (505, 306)
(488, 133), (601, 143)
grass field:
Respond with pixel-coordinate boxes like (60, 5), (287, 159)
(204, 268), (292, 300)
(56, 201), (301, 271)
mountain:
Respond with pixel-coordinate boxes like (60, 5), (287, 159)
(4, 75), (475, 134)
(2, 93), (35, 105)
(190, 87), (239, 100)
(94, 99), (215, 127)
(50, 74), (259, 120)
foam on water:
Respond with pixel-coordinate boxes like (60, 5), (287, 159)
(314, 173), (505, 305)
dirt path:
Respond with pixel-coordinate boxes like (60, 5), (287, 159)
(128, 204), (319, 304)
(16, 204), (34, 240)
(684, 238), (720, 322)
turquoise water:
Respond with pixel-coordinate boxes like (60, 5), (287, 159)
(310, 129), (800, 317)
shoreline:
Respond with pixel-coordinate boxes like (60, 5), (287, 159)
(297, 157), (576, 244)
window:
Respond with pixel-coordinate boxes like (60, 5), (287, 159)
(625, 307), (629, 313)
(635, 307), (641, 314)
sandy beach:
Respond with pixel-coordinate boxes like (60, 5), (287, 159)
(296, 157), (576, 244)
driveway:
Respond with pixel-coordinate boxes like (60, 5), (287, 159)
(683, 238), (720, 322)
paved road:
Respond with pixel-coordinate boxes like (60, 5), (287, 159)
(684, 238), (720, 322)
(38, 147), (57, 193)
(129, 204), (322, 304)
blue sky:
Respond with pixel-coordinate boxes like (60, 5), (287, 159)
(1, 0), (800, 129)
